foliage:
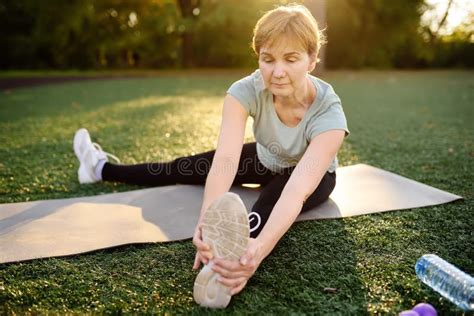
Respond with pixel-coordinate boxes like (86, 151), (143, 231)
(1, 0), (181, 69)
(325, 0), (427, 68)
(0, 0), (472, 69)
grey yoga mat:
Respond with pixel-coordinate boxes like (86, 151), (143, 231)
(0, 164), (462, 264)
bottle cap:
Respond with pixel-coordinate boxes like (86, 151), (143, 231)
(399, 303), (437, 316)
(412, 303), (437, 316)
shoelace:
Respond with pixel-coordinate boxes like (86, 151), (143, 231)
(248, 212), (261, 233)
(92, 142), (121, 163)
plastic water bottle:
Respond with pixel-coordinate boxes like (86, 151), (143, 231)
(415, 254), (474, 311)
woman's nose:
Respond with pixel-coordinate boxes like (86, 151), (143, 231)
(273, 63), (286, 78)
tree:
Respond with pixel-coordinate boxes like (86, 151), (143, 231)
(325, 0), (426, 68)
(304, 0), (327, 73)
(176, 0), (200, 67)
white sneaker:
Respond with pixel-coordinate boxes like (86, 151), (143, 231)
(73, 128), (120, 184)
(193, 192), (250, 309)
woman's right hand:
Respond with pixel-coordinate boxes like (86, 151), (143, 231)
(192, 222), (213, 270)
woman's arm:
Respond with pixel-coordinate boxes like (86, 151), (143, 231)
(192, 94), (248, 269)
(257, 129), (346, 260)
(210, 129), (346, 294)
(198, 94), (249, 221)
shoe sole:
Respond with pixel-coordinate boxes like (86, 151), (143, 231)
(73, 128), (95, 184)
(193, 192), (250, 308)
(73, 128), (88, 159)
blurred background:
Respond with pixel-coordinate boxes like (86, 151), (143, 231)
(1, 0), (473, 71)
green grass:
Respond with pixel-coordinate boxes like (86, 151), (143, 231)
(0, 70), (473, 315)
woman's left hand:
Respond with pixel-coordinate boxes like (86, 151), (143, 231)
(211, 237), (264, 295)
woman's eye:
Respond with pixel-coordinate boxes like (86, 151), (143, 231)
(260, 58), (297, 63)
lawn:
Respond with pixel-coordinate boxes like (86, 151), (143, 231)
(0, 70), (472, 315)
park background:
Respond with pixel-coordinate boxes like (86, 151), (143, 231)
(1, 0), (473, 71)
(0, 0), (473, 315)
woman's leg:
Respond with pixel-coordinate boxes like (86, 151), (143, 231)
(249, 170), (336, 238)
(102, 142), (277, 187)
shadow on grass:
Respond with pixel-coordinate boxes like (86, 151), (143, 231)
(0, 76), (236, 123)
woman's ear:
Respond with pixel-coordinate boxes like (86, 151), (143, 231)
(308, 53), (317, 73)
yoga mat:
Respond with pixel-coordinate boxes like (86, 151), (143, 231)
(0, 164), (462, 264)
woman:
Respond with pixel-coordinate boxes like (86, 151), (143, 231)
(73, 4), (349, 308)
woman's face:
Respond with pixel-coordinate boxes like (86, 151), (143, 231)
(258, 39), (316, 99)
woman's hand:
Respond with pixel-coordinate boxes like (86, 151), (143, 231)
(211, 238), (264, 295)
(192, 222), (213, 270)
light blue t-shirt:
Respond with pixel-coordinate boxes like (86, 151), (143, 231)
(227, 69), (349, 173)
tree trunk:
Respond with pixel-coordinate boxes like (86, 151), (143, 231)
(176, 0), (200, 67)
(304, 0), (327, 74)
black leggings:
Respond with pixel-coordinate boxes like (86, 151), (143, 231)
(102, 142), (336, 238)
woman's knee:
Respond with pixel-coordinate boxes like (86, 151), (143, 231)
(301, 172), (336, 212)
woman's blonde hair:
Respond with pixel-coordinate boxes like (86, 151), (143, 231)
(252, 4), (326, 58)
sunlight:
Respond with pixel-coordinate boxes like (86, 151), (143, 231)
(422, 0), (474, 35)
(241, 184), (261, 189)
